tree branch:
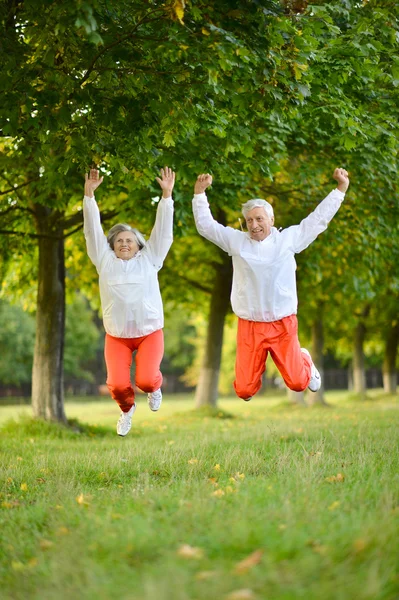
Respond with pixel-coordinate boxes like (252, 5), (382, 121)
(0, 230), (61, 239)
(78, 9), (166, 87)
(0, 177), (40, 196)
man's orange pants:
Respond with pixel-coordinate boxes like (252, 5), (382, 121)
(234, 315), (312, 399)
(104, 329), (164, 412)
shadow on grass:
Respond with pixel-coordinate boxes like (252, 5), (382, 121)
(0, 416), (114, 439)
(171, 406), (236, 421)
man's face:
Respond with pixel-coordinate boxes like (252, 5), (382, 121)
(114, 231), (140, 260)
(245, 207), (274, 241)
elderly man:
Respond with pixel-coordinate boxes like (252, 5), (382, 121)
(192, 168), (350, 400)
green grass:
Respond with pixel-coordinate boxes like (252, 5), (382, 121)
(1, 390), (398, 600)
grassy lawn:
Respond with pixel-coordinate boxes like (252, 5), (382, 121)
(0, 390), (398, 600)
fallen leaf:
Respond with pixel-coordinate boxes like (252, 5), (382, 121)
(76, 493), (91, 506)
(213, 464), (221, 471)
(325, 473), (345, 483)
(188, 458), (198, 465)
(234, 549), (263, 574)
(196, 570), (217, 580)
(328, 501), (340, 511)
(56, 527), (69, 536)
(20, 483), (28, 492)
(353, 538), (368, 553)
(39, 539), (54, 550)
(212, 489), (225, 498)
(177, 544), (204, 560)
(1, 500), (20, 509)
(226, 589), (255, 600)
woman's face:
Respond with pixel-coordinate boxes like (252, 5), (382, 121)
(113, 231), (140, 260)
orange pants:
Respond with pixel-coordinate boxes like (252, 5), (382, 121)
(104, 329), (164, 412)
(234, 315), (312, 399)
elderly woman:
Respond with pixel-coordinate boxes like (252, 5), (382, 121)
(83, 167), (175, 436)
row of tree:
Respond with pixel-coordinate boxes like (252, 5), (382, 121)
(1, 0), (398, 421)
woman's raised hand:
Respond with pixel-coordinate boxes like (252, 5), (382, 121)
(84, 169), (104, 198)
(156, 166), (176, 199)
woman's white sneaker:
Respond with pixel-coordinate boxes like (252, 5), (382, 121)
(148, 389), (162, 411)
(301, 348), (321, 392)
(116, 403), (136, 436)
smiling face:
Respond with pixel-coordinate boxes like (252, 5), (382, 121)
(113, 231), (140, 260)
(245, 207), (274, 241)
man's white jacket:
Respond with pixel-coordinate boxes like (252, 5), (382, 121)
(192, 189), (345, 323)
(83, 195), (173, 338)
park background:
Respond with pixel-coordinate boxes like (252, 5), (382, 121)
(1, 1), (398, 599)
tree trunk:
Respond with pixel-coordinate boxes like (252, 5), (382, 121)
(195, 246), (233, 408)
(308, 314), (327, 405)
(32, 206), (66, 422)
(383, 322), (399, 394)
(353, 321), (367, 400)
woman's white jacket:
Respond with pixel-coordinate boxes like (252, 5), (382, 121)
(83, 195), (173, 338)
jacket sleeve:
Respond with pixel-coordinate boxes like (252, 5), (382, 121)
(83, 195), (109, 270)
(192, 192), (241, 255)
(145, 196), (174, 270)
(286, 188), (346, 254)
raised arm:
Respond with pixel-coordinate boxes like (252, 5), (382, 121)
(288, 168), (350, 254)
(83, 169), (109, 269)
(145, 167), (175, 269)
(192, 173), (241, 254)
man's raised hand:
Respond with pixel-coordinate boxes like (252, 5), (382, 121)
(333, 168), (350, 193)
(84, 169), (104, 198)
(156, 166), (176, 199)
(194, 173), (213, 195)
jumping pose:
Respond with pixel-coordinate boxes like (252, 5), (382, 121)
(83, 167), (175, 435)
(192, 168), (350, 400)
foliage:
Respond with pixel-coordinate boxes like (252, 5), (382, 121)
(0, 300), (35, 385)
(0, 295), (102, 387)
(63, 294), (102, 383)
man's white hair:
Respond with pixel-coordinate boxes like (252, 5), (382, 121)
(241, 199), (274, 219)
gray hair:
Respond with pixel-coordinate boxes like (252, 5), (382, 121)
(242, 199), (274, 219)
(107, 223), (146, 251)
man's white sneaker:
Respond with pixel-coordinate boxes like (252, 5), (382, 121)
(301, 348), (321, 392)
(148, 389), (162, 411)
(116, 403), (136, 436)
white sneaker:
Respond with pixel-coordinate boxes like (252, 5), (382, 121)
(301, 348), (321, 392)
(148, 389), (162, 411)
(116, 403), (136, 436)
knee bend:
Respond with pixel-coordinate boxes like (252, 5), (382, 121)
(234, 384), (256, 401)
(107, 383), (133, 400)
(135, 376), (161, 394)
(287, 382), (307, 393)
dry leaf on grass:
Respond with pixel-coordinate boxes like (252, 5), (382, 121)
(177, 544), (204, 560)
(234, 549), (264, 574)
(226, 589), (255, 600)
(195, 570), (217, 580)
(76, 493), (92, 506)
(325, 473), (345, 483)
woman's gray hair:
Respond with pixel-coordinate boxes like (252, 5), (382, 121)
(241, 199), (274, 219)
(107, 223), (146, 251)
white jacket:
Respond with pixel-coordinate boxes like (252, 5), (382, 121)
(193, 189), (345, 322)
(83, 195), (173, 338)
